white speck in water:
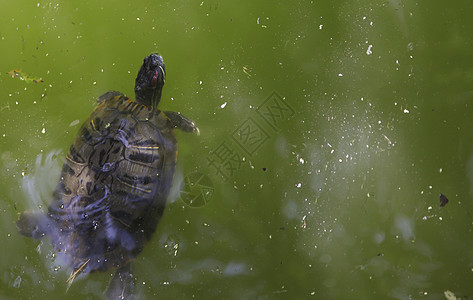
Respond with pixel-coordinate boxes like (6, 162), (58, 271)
(199, 80), (203, 85)
(41, 128), (46, 134)
(296, 183), (302, 188)
(383, 134), (392, 145)
(439, 168), (443, 173)
(403, 108), (409, 113)
(299, 158), (305, 164)
(319, 24), (323, 30)
(220, 102), (227, 109)
(366, 44), (373, 55)
(301, 215), (307, 229)
(338, 73), (343, 77)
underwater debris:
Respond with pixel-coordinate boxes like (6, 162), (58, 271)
(440, 193), (449, 207)
(7, 69), (43, 83)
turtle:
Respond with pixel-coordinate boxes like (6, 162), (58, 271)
(16, 53), (199, 299)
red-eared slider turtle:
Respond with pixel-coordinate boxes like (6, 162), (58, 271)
(17, 53), (199, 299)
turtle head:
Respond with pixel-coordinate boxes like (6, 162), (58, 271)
(134, 53), (166, 109)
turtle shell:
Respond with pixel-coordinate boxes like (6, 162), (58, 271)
(44, 92), (178, 273)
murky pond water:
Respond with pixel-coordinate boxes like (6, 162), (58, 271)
(1, 1), (473, 299)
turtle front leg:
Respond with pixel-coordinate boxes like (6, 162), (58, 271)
(164, 111), (199, 134)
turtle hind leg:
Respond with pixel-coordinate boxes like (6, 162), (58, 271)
(106, 263), (135, 300)
(163, 111), (200, 134)
(16, 210), (49, 239)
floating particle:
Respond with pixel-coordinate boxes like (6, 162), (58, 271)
(440, 194), (449, 207)
(243, 66), (252, 77)
(69, 120), (80, 127)
(444, 290), (456, 300)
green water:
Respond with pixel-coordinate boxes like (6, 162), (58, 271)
(2, 1), (473, 299)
